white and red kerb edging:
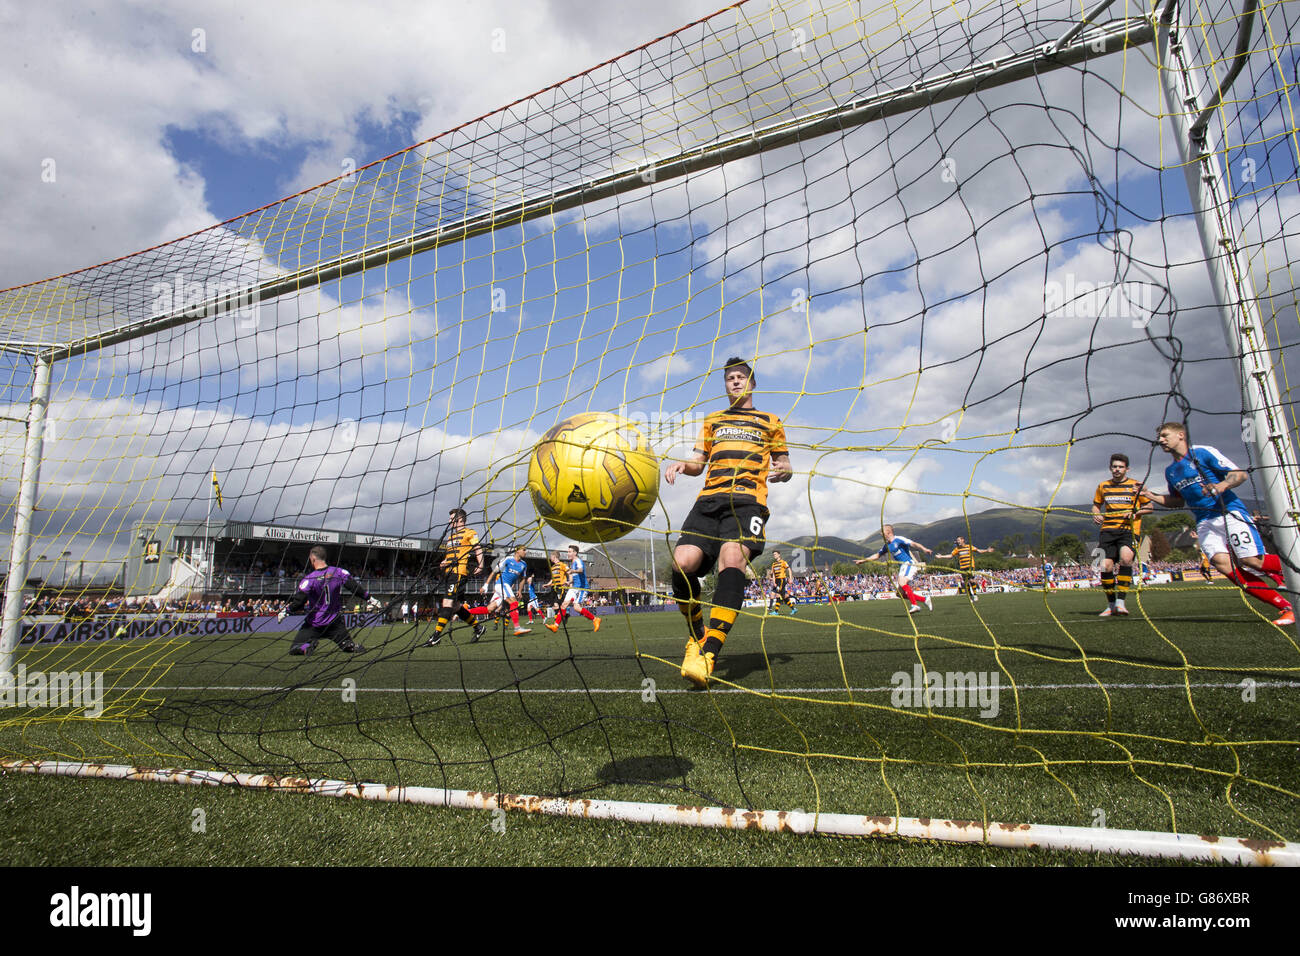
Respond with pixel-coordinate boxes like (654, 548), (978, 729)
(3, 758), (1297, 865)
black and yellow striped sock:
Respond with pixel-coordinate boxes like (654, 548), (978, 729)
(702, 610), (733, 657)
(434, 616), (449, 635)
(702, 567), (746, 657)
(1101, 571), (1115, 602)
(1116, 565), (1132, 600)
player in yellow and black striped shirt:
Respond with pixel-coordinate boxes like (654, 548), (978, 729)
(945, 536), (994, 602)
(666, 358), (792, 687)
(1091, 453), (1153, 616)
(425, 507), (486, 646)
(767, 551), (795, 615)
(546, 552), (569, 623)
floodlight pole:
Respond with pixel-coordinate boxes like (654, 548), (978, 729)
(205, 477), (212, 600)
(1, 354), (52, 673)
(1155, 2), (1300, 626)
(651, 541), (657, 604)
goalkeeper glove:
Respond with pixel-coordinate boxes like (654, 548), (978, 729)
(276, 609), (288, 623)
(367, 596), (382, 611)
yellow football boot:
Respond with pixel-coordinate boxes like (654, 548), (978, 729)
(681, 641), (714, 688)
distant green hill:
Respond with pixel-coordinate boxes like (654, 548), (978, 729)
(591, 496), (1241, 573)
(590, 534), (673, 579)
(783, 504), (1103, 567)
(868, 504), (1100, 550)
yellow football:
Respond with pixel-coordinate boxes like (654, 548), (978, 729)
(527, 412), (660, 543)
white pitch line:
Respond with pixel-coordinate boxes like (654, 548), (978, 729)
(147, 681), (1300, 695)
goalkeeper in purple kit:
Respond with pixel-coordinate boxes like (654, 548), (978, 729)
(277, 545), (381, 655)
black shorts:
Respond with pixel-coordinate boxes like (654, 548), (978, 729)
(1098, 529), (1135, 562)
(774, 578), (788, 598)
(438, 572), (470, 604)
(677, 497), (769, 571)
(292, 617), (350, 649)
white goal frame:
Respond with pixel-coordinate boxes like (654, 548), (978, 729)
(2, 1), (1297, 860)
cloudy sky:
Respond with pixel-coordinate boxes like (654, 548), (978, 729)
(1, 0), (1295, 577)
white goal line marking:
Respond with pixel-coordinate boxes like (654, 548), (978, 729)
(148, 680), (1300, 695)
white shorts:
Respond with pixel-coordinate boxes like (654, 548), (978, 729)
(1197, 512), (1265, 561)
(896, 562), (918, 585)
(563, 588), (586, 606)
(492, 581), (517, 605)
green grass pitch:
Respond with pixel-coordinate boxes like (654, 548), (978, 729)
(3, 583), (1297, 865)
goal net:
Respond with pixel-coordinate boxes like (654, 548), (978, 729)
(2, 0), (1298, 859)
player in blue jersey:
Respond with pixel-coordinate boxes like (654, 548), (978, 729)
(854, 525), (934, 613)
(1144, 421), (1292, 626)
(525, 577), (543, 624)
(546, 544), (601, 632)
(1042, 561), (1055, 589)
(471, 546), (532, 636)
(277, 546), (381, 655)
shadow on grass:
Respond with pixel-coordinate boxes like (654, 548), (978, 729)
(596, 754), (694, 784)
(716, 652), (794, 683)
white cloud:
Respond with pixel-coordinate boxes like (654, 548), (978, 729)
(0, 0), (729, 289)
(1, 388), (548, 562)
(636, 353), (698, 391)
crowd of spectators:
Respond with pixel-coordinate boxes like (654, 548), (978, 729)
(25, 594), (288, 617)
(741, 558), (1205, 603)
(22, 556), (1210, 620)
(216, 551), (436, 583)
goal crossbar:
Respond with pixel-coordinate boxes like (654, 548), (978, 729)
(42, 16), (1154, 362)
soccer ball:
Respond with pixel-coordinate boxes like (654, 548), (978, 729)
(527, 412), (659, 543)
